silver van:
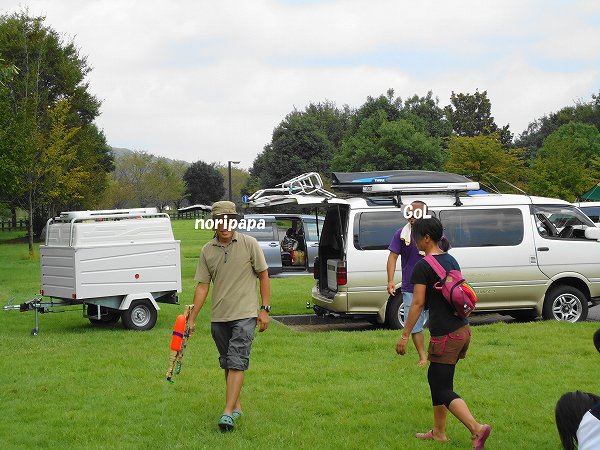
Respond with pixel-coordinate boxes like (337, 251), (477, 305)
(251, 171), (600, 326)
(240, 214), (324, 276)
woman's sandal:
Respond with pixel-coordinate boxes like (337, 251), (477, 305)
(472, 424), (491, 450)
(232, 410), (243, 420)
(218, 414), (234, 432)
(415, 430), (448, 441)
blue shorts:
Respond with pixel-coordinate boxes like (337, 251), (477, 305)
(210, 318), (256, 371)
(403, 292), (428, 333)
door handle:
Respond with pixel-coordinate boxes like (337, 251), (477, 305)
(537, 247), (549, 251)
(269, 243), (278, 247)
(310, 243), (319, 247)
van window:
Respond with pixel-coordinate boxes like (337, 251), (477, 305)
(532, 205), (595, 239)
(355, 211), (405, 250)
(439, 208), (523, 247)
(306, 221), (324, 241)
(241, 222), (275, 241)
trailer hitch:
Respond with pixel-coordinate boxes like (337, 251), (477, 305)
(4, 297), (56, 336)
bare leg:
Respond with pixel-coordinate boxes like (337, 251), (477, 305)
(411, 331), (428, 366)
(448, 398), (484, 435)
(223, 369), (244, 415)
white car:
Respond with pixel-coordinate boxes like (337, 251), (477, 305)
(573, 201), (600, 226)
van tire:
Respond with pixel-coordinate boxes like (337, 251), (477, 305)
(122, 299), (158, 331)
(385, 293), (404, 329)
(542, 286), (588, 323)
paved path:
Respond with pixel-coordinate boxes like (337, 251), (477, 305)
(273, 304), (600, 333)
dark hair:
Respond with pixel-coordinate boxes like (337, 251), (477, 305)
(411, 217), (451, 252)
(556, 391), (600, 450)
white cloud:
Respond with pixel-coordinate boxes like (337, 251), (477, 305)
(2, 0), (599, 168)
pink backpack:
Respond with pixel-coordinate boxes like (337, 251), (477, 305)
(424, 255), (477, 319)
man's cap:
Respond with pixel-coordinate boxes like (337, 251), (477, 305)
(211, 201), (238, 217)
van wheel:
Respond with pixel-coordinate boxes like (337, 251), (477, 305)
(122, 299), (157, 331)
(542, 286), (588, 323)
(385, 293), (405, 329)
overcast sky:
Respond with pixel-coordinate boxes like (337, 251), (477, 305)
(3, 0), (600, 168)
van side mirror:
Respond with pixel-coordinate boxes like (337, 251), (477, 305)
(585, 226), (600, 241)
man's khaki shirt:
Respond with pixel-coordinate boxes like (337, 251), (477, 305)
(194, 232), (268, 322)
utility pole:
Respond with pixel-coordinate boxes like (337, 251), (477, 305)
(228, 160), (240, 202)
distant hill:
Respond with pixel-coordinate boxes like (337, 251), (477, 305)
(110, 146), (191, 166)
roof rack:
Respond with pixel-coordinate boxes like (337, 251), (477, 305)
(57, 208), (160, 221)
(331, 170), (479, 195)
(249, 172), (336, 201)
(178, 204), (212, 213)
(248, 171), (481, 208)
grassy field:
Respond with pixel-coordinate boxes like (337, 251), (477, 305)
(1, 221), (599, 449)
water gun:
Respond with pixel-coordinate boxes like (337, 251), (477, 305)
(166, 304), (194, 383)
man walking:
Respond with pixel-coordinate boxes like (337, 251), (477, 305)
(387, 201), (429, 366)
(188, 201), (271, 431)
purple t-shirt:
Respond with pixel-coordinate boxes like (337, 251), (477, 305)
(388, 227), (423, 293)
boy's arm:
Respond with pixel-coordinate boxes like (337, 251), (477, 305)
(257, 269), (270, 332)
(187, 282), (210, 334)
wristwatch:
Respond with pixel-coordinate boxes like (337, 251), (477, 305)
(260, 305), (271, 313)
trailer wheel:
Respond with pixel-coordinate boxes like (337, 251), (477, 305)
(122, 299), (157, 331)
(88, 306), (121, 326)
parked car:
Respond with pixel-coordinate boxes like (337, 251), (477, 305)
(251, 171), (600, 327)
(573, 201), (600, 226)
(239, 214), (324, 276)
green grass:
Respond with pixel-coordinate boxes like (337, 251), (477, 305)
(1, 221), (598, 449)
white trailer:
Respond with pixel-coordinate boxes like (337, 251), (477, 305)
(5, 208), (181, 334)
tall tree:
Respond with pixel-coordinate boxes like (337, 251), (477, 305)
(515, 91), (600, 159)
(445, 134), (527, 190)
(347, 89), (402, 135)
(248, 110), (335, 188)
(19, 99), (87, 254)
(400, 91), (453, 139)
(332, 111), (445, 172)
(304, 100), (352, 149)
(528, 122), (600, 201)
(113, 151), (154, 207)
(0, 12), (113, 250)
(444, 90), (513, 146)
(146, 158), (187, 211)
(184, 161), (225, 205)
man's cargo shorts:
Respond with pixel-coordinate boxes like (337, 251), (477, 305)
(210, 317), (257, 371)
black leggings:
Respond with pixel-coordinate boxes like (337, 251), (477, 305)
(428, 362), (461, 408)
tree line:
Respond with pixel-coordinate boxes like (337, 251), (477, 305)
(246, 89), (600, 202)
(2, 12), (600, 254)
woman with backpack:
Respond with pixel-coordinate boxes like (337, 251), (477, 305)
(396, 217), (491, 449)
